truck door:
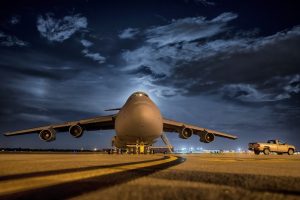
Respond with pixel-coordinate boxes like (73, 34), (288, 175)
(277, 141), (286, 152)
(268, 140), (277, 152)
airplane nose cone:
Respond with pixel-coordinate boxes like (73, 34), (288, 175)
(130, 103), (163, 136)
(115, 102), (163, 140)
(135, 104), (160, 129)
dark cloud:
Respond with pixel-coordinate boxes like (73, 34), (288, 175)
(81, 49), (106, 64)
(121, 16), (300, 103)
(193, 0), (216, 6)
(0, 31), (28, 47)
(37, 13), (88, 42)
(10, 15), (20, 25)
(118, 28), (140, 39)
(219, 74), (300, 103)
(145, 12), (238, 46)
(170, 28), (300, 100)
(128, 65), (166, 80)
(80, 39), (93, 47)
(121, 12), (240, 78)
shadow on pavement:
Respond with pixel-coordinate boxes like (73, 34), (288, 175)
(0, 156), (167, 182)
(1, 156), (185, 200)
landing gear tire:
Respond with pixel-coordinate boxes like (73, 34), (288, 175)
(254, 150), (260, 155)
(288, 149), (294, 155)
(263, 148), (270, 155)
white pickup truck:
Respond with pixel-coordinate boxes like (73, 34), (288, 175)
(248, 139), (296, 155)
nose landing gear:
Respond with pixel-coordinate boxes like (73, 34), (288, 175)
(125, 141), (152, 154)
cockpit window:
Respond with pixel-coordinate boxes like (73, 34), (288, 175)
(126, 92), (149, 103)
(132, 92), (148, 97)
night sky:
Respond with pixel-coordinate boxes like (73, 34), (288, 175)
(0, 0), (299, 150)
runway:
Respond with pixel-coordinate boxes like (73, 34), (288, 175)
(0, 153), (299, 200)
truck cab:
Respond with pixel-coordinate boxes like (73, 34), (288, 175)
(249, 139), (295, 155)
(267, 140), (287, 152)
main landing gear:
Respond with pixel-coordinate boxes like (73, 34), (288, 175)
(126, 141), (152, 154)
(109, 141), (153, 154)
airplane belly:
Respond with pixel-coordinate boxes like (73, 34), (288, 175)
(115, 102), (163, 144)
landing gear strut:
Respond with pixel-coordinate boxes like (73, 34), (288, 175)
(126, 141), (148, 154)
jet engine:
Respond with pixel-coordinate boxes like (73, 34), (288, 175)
(179, 127), (193, 139)
(199, 132), (215, 143)
(39, 128), (56, 142)
(69, 124), (84, 138)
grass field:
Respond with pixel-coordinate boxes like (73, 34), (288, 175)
(0, 153), (299, 200)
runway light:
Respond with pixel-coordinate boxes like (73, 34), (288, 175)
(181, 147), (187, 153)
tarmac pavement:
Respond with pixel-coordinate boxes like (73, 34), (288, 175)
(0, 153), (299, 200)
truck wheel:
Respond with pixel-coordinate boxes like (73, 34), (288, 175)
(263, 148), (270, 155)
(288, 149), (294, 155)
(254, 150), (260, 155)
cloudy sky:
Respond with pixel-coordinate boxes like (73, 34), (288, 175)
(0, 0), (299, 150)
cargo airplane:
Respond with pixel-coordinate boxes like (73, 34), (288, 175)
(4, 91), (237, 153)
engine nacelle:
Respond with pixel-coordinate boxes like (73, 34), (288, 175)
(39, 128), (56, 142)
(179, 127), (193, 139)
(69, 124), (84, 138)
(199, 132), (215, 143)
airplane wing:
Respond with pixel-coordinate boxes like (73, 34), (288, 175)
(163, 118), (237, 140)
(4, 115), (115, 136)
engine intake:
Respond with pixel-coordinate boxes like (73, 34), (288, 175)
(199, 132), (215, 143)
(179, 127), (193, 139)
(69, 124), (84, 138)
(39, 128), (56, 142)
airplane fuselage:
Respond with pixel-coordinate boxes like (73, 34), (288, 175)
(114, 92), (163, 148)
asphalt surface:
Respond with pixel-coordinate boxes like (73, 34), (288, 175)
(0, 153), (299, 200)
